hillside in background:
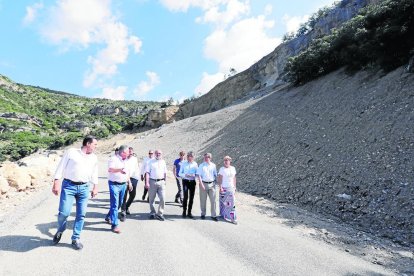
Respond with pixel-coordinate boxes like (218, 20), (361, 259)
(177, 0), (414, 119)
(0, 75), (162, 161)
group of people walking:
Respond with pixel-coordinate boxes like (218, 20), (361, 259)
(51, 135), (237, 250)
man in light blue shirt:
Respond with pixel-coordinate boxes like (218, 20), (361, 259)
(179, 151), (198, 219)
(196, 152), (218, 221)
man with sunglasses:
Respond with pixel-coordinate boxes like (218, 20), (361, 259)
(145, 149), (167, 221)
(140, 150), (154, 201)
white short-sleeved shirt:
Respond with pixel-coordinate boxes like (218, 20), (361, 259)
(128, 155), (140, 180)
(146, 159), (167, 180)
(108, 155), (129, 183)
(218, 166), (236, 188)
(196, 162), (217, 182)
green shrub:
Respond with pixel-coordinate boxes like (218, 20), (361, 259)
(286, 0), (414, 84)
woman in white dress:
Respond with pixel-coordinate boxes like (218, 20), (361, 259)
(217, 156), (237, 224)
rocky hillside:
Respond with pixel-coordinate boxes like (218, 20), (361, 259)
(0, 75), (166, 161)
(167, 0), (414, 247)
(132, 65), (414, 246)
(176, 0), (389, 118)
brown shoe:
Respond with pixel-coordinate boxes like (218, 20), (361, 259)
(112, 227), (121, 234)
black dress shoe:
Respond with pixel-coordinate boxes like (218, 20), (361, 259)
(142, 195), (145, 200)
(52, 231), (62, 245)
(156, 214), (165, 221)
(149, 214), (155, 219)
(182, 211), (186, 218)
(119, 212), (126, 222)
(212, 217), (218, 222)
(201, 215), (206, 220)
(174, 198), (179, 203)
(71, 239), (83, 250)
(187, 213), (194, 219)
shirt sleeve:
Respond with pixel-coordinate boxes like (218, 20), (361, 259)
(196, 164), (202, 176)
(178, 162), (185, 178)
(53, 149), (70, 180)
(213, 164), (218, 179)
(108, 156), (116, 169)
(145, 160), (150, 174)
(163, 161), (168, 176)
(191, 163), (198, 174)
(233, 166), (236, 175)
(90, 156), (99, 185)
(140, 158), (146, 175)
(218, 167), (224, 176)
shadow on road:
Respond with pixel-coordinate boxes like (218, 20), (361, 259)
(0, 235), (52, 252)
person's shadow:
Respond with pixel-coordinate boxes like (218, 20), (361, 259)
(0, 235), (53, 252)
(0, 220), (65, 252)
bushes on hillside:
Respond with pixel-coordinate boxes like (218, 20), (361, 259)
(0, 83), (161, 161)
(286, 0), (414, 84)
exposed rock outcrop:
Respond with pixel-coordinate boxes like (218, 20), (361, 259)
(0, 151), (61, 197)
(89, 106), (149, 116)
(0, 112), (43, 127)
(177, 0), (380, 119)
(145, 106), (179, 127)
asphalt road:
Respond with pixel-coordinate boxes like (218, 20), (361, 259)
(0, 165), (393, 276)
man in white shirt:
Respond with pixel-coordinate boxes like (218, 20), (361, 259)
(196, 153), (218, 221)
(140, 150), (154, 201)
(122, 147), (140, 215)
(145, 149), (167, 221)
(179, 151), (198, 219)
(105, 145), (131, 233)
(52, 135), (98, 250)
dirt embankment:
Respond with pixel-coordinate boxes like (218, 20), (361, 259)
(136, 67), (414, 247)
(204, 67), (414, 246)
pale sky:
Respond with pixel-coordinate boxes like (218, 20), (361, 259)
(0, 0), (336, 102)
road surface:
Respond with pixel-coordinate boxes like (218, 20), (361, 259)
(0, 160), (393, 276)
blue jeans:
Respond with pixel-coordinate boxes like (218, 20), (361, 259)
(107, 181), (126, 228)
(57, 179), (90, 241)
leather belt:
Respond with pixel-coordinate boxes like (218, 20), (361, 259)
(202, 181), (214, 184)
(150, 178), (165, 182)
(65, 179), (87, 185)
(110, 181), (126, 185)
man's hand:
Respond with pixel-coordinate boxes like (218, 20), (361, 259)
(52, 179), (60, 196)
(91, 185), (98, 198)
(128, 184), (133, 192)
(145, 182), (149, 189)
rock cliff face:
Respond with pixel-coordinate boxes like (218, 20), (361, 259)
(145, 106), (180, 127)
(177, 0), (380, 119)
